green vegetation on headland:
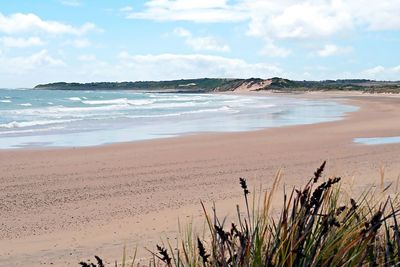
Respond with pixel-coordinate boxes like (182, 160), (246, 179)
(34, 78), (246, 92)
(80, 162), (400, 266)
(35, 77), (400, 93)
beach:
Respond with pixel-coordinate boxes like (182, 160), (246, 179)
(1, 92), (400, 266)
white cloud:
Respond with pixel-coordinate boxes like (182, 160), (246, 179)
(124, 0), (248, 23)
(173, 27), (192, 38)
(0, 12), (99, 35)
(363, 65), (385, 76)
(173, 27), (230, 52)
(146, 0), (230, 10)
(392, 65), (400, 73)
(0, 36), (44, 48)
(247, 1), (353, 40)
(60, 0), (82, 7)
(66, 38), (91, 48)
(360, 65), (400, 79)
(347, 0), (400, 31)
(130, 0), (400, 39)
(186, 37), (230, 52)
(0, 50), (64, 74)
(120, 6), (134, 12)
(253, 0), (400, 37)
(127, 0), (400, 59)
(1, 50), (283, 87)
(117, 52), (281, 79)
(78, 54), (97, 61)
(316, 44), (352, 57)
(260, 39), (291, 57)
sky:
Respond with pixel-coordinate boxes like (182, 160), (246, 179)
(0, 0), (399, 88)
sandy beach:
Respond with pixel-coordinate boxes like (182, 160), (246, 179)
(1, 92), (400, 266)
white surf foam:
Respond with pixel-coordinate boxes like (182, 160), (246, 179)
(125, 105), (236, 119)
(68, 97), (82, 101)
(0, 126), (65, 135)
(146, 102), (197, 109)
(8, 104), (131, 117)
(0, 119), (75, 129)
(184, 105), (237, 114)
(81, 98), (154, 106)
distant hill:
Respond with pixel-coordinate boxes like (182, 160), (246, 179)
(34, 78), (244, 92)
(263, 78), (400, 93)
(34, 77), (400, 93)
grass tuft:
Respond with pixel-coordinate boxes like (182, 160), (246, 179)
(80, 161), (400, 266)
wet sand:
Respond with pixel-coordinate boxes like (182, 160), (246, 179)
(1, 92), (400, 266)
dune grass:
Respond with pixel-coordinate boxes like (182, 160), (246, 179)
(80, 161), (400, 266)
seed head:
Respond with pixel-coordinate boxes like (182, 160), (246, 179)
(239, 177), (250, 196)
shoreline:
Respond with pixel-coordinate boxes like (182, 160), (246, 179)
(0, 90), (360, 151)
(1, 91), (400, 266)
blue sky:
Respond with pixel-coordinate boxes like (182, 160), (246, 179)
(0, 0), (399, 87)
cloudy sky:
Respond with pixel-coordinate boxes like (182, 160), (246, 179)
(1, 0), (399, 88)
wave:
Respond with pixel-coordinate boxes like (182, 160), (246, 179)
(184, 105), (238, 114)
(125, 105), (237, 119)
(145, 101), (198, 109)
(19, 103), (32, 106)
(1, 100), (238, 122)
(0, 119), (77, 129)
(81, 98), (154, 106)
(0, 100), (12, 103)
(0, 126), (65, 135)
(68, 97), (82, 101)
(7, 104), (131, 117)
(153, 96), (211, 102)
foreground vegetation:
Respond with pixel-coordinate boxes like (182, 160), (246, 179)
(80, 162), (400, 266)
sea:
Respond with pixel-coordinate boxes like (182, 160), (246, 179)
(0, 89), (357, 149)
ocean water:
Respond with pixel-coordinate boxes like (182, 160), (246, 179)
(354, 136), (400, 145)
(0, 89), (357, 149)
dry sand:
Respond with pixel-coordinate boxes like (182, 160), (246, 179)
(1, 92), (400, 266)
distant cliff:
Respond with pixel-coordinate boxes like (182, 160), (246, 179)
(34, 77), (400, 93)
